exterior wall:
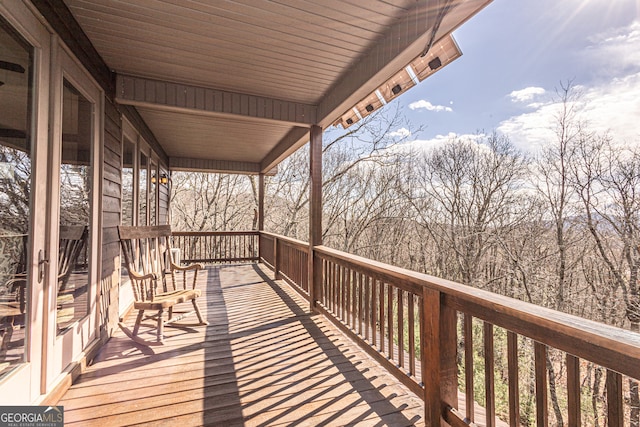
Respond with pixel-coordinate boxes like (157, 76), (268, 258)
(101, 99), (123, 338)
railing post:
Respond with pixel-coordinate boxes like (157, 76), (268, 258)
(422, 288), (442, 426)
(309, 125), (322, 312)
(312, 250), (322, 308)
(274, 237), (281, 279)
(422, 287), (458, 427)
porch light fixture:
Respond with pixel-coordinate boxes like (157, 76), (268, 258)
(365, 104), (374, 112)
(391, 84), (402, 95)
(428, 57), (442, 70)
(151, 173), (169, 185)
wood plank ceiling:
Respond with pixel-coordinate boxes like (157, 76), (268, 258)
(64, 0), (492, 174)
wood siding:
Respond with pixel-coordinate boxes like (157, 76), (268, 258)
(101, 99), (122, 337)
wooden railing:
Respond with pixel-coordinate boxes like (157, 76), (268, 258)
(260, 232), (309, 298)
(259, 234), (640, 427)
(171, 231), (259, 264)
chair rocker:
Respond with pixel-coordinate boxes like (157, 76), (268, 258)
(118, 225), (208, 345)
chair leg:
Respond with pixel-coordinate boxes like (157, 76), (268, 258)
(0, 323), (13, 352)
(157, 309), (165, 343)
(132, 310), (144, 336)
(192, 299), (208, 325)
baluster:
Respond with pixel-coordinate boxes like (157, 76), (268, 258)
(408, 293), (415, 377)
(464, 314), (475, 423)
(398, 289), (404, 369)
(351, 269), (357, 329)
(364, 275), (371, 342)
(379, 281), (385, 353)
(566, 354), (580, 427)
(371, 279), (377, 347)
(484, 322), (495, 427)
(534, 342), (548, 427)
(387, 284), (393, 360)
(507, 331), (520, 427)
(344, 266), (350, 324)
(606, 370), (624, 427)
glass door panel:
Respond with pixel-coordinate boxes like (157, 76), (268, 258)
(56, 80), (92, 334)
(0, 15), (33, 379)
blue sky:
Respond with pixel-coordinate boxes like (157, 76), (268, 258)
(393, 0), (640, 152)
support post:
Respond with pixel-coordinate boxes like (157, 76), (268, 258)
(258, 173), (264, 261)
(258, 173), (265, 231)
(309, 125), (322, 311)
(422, 288), (441, 426)
(422, 288), (458, 427)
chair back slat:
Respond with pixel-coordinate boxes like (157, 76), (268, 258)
(58, 225), (87, 291)
(118, 225), (175, 301)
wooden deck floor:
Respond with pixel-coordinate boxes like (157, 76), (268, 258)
(59, 263), (425, 426)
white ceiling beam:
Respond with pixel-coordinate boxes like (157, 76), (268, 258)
(169, 156), (277, 175)
(115, 74), (317, 127)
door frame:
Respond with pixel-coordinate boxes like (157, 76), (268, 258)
(43, 38), (103, 393)
(0, 0), (51, 404)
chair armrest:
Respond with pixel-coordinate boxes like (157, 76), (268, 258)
(127, 270), (157, 282)
(171, 262), (204, 272)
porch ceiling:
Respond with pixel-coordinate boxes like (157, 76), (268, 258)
(63, 0), (492, 174)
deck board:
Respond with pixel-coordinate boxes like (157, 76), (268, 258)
(58, 263), (425, 426)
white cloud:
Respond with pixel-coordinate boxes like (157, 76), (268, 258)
(509, 87), (546, 103)
(497, 21), (640, 153)
(408, 99), (453, 112)
(390, 132), (487, 156)
(498, 72), (640, 152)
(388, 127), (412, 138)
(586, 20), (640, 73)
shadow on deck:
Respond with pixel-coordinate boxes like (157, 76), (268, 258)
(59, 263), (425, 426)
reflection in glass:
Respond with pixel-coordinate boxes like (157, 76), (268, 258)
(122, 137), (135, 226)
(57, 80), (92, 334)
(0, 17), (33, 377)
(139, 153), (147, 226)
(121, 137), (135, 286)
(149, 161), (157, 225)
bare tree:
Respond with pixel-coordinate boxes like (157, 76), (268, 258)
(171, 172), (256, 231)
(571, 135), (640, 426)
(405, 132), (527, 289)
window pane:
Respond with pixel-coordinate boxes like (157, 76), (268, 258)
(121, 137), (135, 226)
(138, 153), (147, 226)
(0, 16), (33, 378)
(149, 161), (157, 225)
(57, 79), (92, 334)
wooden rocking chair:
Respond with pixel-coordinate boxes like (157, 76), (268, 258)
(118, 225), (208, 345)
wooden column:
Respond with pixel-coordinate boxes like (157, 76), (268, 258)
(309, 125), (322, 311)
(258, 173), (264, 261)
(258, 173), (264, 231)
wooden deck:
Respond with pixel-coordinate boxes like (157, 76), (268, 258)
(59, 263), (425, 426)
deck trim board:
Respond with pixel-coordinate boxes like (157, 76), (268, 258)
(59, 264), (425, 426)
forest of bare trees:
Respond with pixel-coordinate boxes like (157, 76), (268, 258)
(170, 84), (640, 426)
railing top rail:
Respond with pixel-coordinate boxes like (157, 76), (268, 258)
(172, 230), (259, 236)
(314, 244), (640, 380)
(259, 231), (309, 252)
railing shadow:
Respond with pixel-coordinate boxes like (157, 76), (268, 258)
(249, 263), (422, 426)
